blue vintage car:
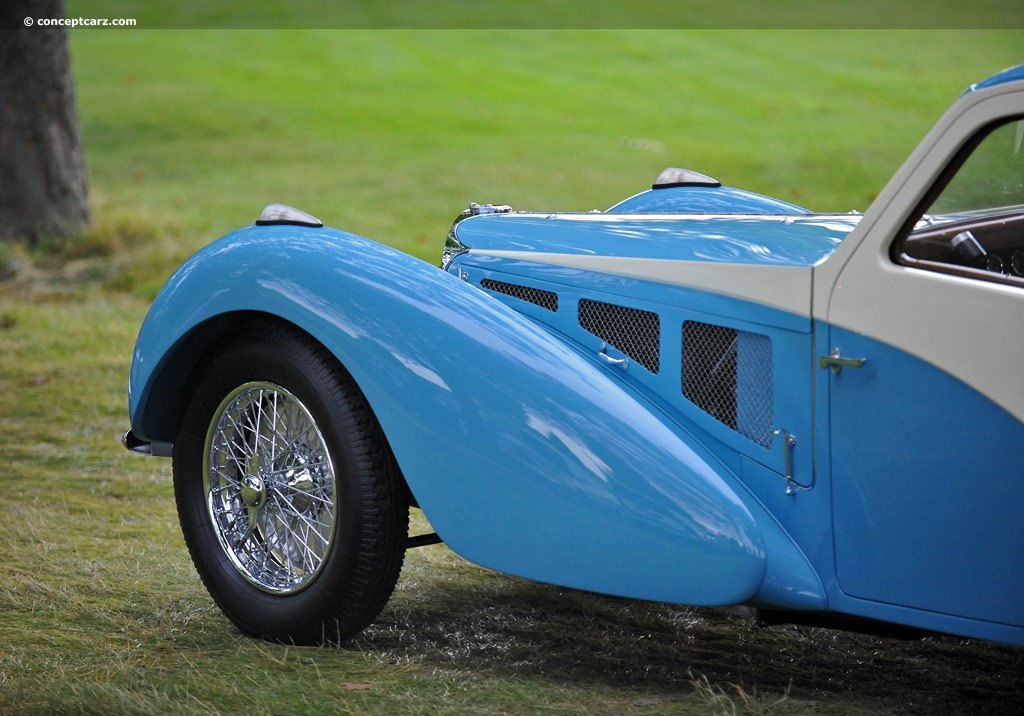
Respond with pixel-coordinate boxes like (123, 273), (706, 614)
(124, 65), (1024, 647)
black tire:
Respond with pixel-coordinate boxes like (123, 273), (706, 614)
(173, 321), (408, 644)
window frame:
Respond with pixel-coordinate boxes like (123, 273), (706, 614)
(891, 115), (1024, 289)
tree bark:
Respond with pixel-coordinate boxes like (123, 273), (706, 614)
(0, 0), (89, 242)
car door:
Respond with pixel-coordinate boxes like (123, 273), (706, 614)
(820, 98), (1024, 630)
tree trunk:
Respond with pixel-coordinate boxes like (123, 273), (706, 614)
(0, 0), (89, 242)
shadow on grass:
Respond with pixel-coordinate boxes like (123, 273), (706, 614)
(358, 563), (1024, 715)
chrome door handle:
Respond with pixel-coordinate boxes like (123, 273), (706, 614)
(597, 342), (629, 369)
(819, 348), (867, 375)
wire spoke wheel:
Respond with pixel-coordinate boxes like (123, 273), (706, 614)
(205, 382), (337, 594)
(174, 322), (407, 644)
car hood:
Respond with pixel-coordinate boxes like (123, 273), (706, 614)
(454, 212), (859, 268)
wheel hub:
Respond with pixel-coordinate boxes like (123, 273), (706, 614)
(241, 453), (267, 510)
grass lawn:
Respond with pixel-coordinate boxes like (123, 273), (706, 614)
(1, 29), (1023, 715)
(70, 30), (1024, 269)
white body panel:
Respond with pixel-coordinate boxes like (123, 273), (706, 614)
(471, 251), (816, 318)
(818, 86), (1024, 423)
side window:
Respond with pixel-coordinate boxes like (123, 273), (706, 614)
(893, 117), (1024, 286)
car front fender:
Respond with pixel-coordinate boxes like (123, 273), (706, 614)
(130, 224), (824, 609)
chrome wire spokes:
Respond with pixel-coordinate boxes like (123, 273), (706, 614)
(204, 383), (337, 594)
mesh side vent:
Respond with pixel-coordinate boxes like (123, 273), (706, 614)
(682, 321), (773, 448)
(481, 279), (559, 312)
(579, 299), (660, 373)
